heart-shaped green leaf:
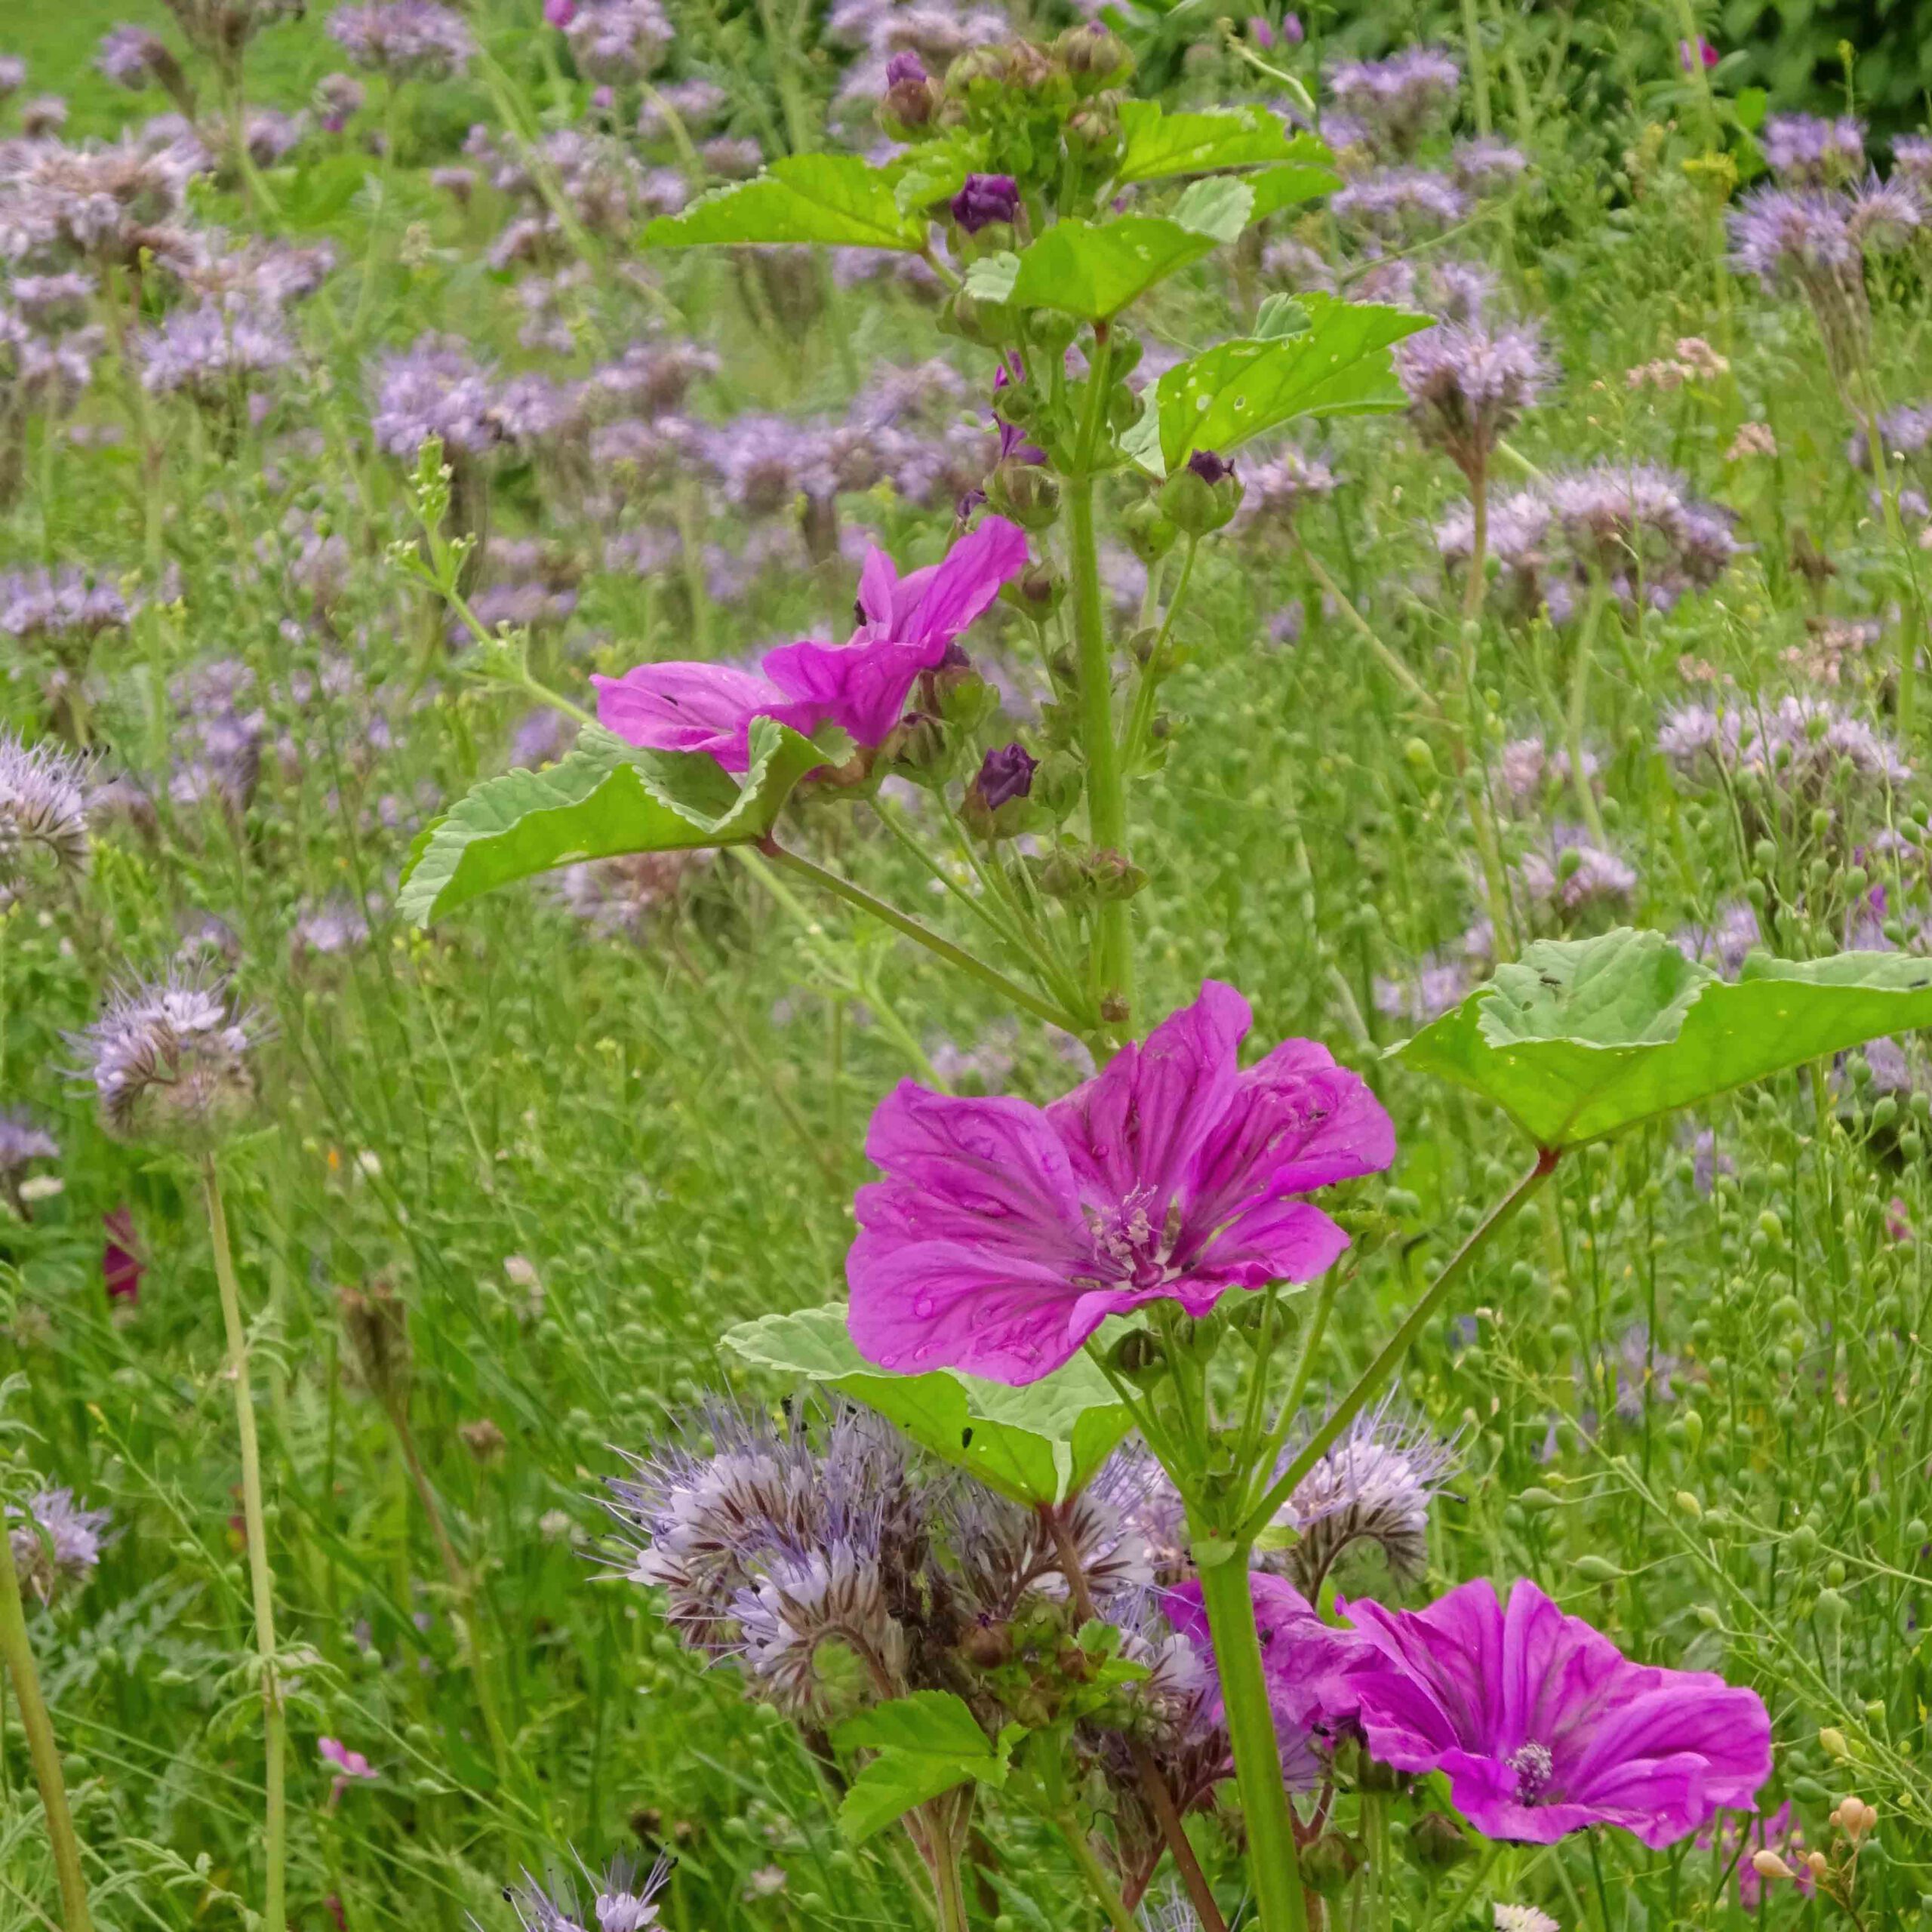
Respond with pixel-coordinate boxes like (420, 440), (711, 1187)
(1392, 927), (1932, 1149)
(831, 1693), (1017, 1841)
(398, 719), (839, 924)
(642, 154), (930, 251)
(1125, 293), (1429, 476)
(1006, 184), (1250, 318)
(1115, 101), (1338, 186)
(721, 1304), (1131, 1505)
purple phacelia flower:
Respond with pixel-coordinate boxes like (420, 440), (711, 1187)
(75, 968), (259, 1149)
(1325, 46), (1460, 158)
(8, 1488), (110, 1604)
(137, 300), (293, 401)
(1761, 112), (1865, 184)
(326, 1), (474, 78)
(845, 980), (1395, 1384)
(561, 0), (672, 81)
(1331, 167), (1467, 238)
(951, 172), (1020, 233)
(1396, 320), (1549, 481)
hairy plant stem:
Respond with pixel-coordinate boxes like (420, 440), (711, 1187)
(202, 1159), (286, 1932)
(1243, 1148), (1560, 1539)
(0, 1524), (93, 1932)
(1461, 464), (1490, 624)
(1066, 328), (1134, 1029)
(1055, 1811), (1141, 1932)
(1191, 1550), (1310, 1932)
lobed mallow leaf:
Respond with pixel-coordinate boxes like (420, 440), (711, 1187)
(398, 719), (837, 924)
(1124, 293), (1429, 476)
(1005, 185), (1251, 318)
(831, 1692), (1017, 1841)
(1392, 927), (1932, 1149)
(1114, 101), (1338, 186)
(720, 1303), (1130, 1505)
(641, 153), (930, 251)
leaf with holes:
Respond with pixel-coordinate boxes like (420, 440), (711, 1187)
(1115, 101), (1338, 185)
(398, 720), (838, 924)
(1392, 927), (1932, 1149)
(642, 154), (930, 251)
(1125, 293), (1429, 475)
(720, 1304), (1129, 1504)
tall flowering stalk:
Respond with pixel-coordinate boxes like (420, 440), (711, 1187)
(77, 974), (285, 1932)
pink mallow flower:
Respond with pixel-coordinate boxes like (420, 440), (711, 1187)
(846, 980), (1394, 1385)
(1337, 1578), (1772, 1848)
(318, 1737), (377, 1807)
(593, 516), (1026, 774)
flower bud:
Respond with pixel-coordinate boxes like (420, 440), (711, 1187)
(962, 1620), (1013, 1667)
(1032, 751), (1082, 820)
(1120, 497), (1178, 564)
(951, 172), (1021, 234)
(987, 457), (1061, 531)
(1158, 449), (1243, 534)
(1003, 560), (1065, 623)
(1054, 22), (1133, 91)
(881, 709), (950, 778)
(1300, 1832), (1362, 1897)
(963, 742), (1038, 839)
(881, 53), (939, 137)
(1410, 1811), (1470, 1867)
(1065, 97), (1124, 169)
(945, 45), (1011, 103)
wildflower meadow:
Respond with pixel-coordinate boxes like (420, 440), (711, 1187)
(8, 1), (1932, 1929)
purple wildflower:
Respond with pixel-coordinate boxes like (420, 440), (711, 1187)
(1325, 47), (1460, 158)
(595, 516), (1026, 772)
(970, 741), (1036, 810)
(1895, 134), (1932, 186)
(314, 72), (365, 130)
(1451, 137), (1527, 192)
(846, 980), (1395, 1384)
(369, 334), (500, 457)
(0, 730), (88, 882)
(97, 26), (170, 90)
(8, 1487), (111, 1604)
(137, 300), (292, 401)
(1761, 112), (1865, 184)
(562, 0), (672, 81)
(1331, 168), (1468, 238)
(76, 969), (258, 1148)
(0, 1110), (58, 1178)
(1515, 824), (1638, 918)
(326, 1), (474, 78)
(1337, 1579), (1771, 1847)
(952, 173), (1020, 233)
(1396, 320), (1549, 482)
(508, 1855), (673, 1932)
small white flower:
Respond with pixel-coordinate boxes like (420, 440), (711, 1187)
(1494, 1905), (1561, 1932)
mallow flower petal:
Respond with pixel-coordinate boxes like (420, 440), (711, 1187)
(1188, 1198), (1352, 1289)
(592, 661), (795, 771)
(761, 635), (940, 748)
(892, 514), (1028, 649)
(1048, 980), (1251, 1215)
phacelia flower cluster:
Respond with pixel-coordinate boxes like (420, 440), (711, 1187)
(78, 969), (260, 1149)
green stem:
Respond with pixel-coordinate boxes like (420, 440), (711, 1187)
(1056, 1813), (1140, 1932)
(1460, 0), (1491, 135)
(1244, 1265), (1342, 1519)
(1860, 383), (1927, 736)
(1564, 582), (1611, 849)
(0, 1525), (92, 1932)
(923, 1796), (971, 1932)
(1192, 1550), (1310, 1932)
(202, 1160), (287, 1932)
(1122, 538), (1197, 770)
(755, 841), (1081, 1032)
(1242, 1149), (1559, 1540)
(1066, 329), (1133, 1026)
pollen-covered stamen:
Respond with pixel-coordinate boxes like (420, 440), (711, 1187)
(1508, 1740), (1555, 1805)
(1087, 1186), (1189, 1289)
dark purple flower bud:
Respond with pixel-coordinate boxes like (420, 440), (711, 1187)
(886, 51), (927, 87)
(1187, 448), (1235, 485)
(974, 742), (1037, 809)
(952, 174), (1021, 234)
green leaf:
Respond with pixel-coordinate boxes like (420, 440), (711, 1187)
(642, 154), (930, 251)
(964, 251), (1021, 303)
(1129, 293), (1430, 476)
(894, 137), (984, 215)
(719, 1304), (1131, 1505)
(1115, 101), (1337, 185)
(1005, 187), (1248, 318)
(398, 720), (837, 924)
(1392, 928), (1932, 1149)
(1244, 159), (1344, 223)
(832, 1693), (1014, 1842)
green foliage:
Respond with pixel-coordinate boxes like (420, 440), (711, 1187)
(1112, 102), (1336, 185)
(721, 1306), (1131, 1503)
(1394, 928), (1932, 1148)
(1004, 180), (1252, 318)
(641, 154), (931, 251)
(831, 1693), (1018, 1841)
(1123, 294), (1428, 475)
(398, 721), (843, 924)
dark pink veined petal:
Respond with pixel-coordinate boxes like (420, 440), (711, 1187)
(847, 1231), (1096, 1383)
(761, 634), (941, 747)
(893, 515), (1027, 651)
(592, 660), (795, 771)
(1189, 1198), (1351, 1291)
(854, 546), (902, 629)
(1564, 1683), (1770, 1840)
(1048, 980), (1251, 1218)
(1183, 1038), (1395, 1241)
(1341, 1581), (1512, 1749)
(847, 1082), (1099, 1383)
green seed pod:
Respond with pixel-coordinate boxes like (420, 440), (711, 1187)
(1573, 1553), (1620, 1583)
